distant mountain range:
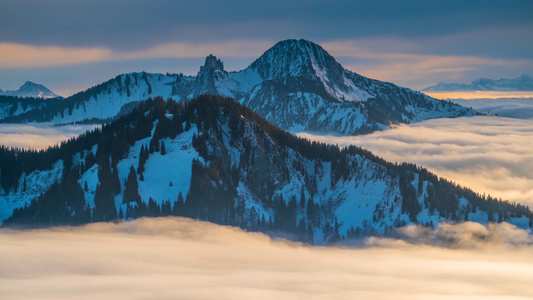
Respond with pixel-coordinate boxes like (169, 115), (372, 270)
(1, 39), (475, 135)
(2, 95), (529, 243)
(423, 74), (533, 92)
(0, 81), (60, 99)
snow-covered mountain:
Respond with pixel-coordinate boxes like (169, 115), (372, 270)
(2, 95), (530, 244)
(3, 40), (475, 135)
(423, 74), (533, 92)
(0, 81), (60, 99)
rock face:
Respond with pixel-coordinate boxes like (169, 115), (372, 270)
(0, 81), (60, 99)
(1, 95), (530, 244)
(3, 40), (475, 134)
(423, 74), (533, 92)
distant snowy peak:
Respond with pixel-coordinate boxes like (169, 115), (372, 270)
(423, 74), (533, 91)
(0, 81), (60, 99)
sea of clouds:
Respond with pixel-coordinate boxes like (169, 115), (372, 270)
(1, 217), (533, 300)
(298, 115), (533, 207)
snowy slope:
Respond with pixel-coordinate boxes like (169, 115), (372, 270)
(6, 40), (475, 135)
(0, 98), (38, 119)
(0, 160), (63, 222)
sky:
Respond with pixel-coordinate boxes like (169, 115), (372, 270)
(1, 0), (533, 96)
(2, 217), (533, 300)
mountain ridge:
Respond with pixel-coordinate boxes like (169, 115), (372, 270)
(1, 39), (476, 135)
(423, 74), (533, 92)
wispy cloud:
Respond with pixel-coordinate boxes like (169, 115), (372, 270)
(1, 217), (533, 300)
(298, 116), (533, 207)
(0, 41), (273, 69)
(0, 43), (113, 68)
(322, 40), (532, 89)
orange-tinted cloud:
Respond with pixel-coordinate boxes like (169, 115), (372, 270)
(0, 41), (272, 69)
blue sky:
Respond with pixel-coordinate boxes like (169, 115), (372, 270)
(1, 0), (532, 96)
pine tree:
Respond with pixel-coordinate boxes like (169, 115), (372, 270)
(93, 182), (117, 222)
(161, 141), (166, 155)
(123, 165), (141, 204)
(138, 145), (147, 174)
(300, 186), (306, 209)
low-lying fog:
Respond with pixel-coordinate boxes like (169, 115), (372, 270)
(299, 116), (533, 207)
(1, 217), (533, 300)
(0, 123), (99, 149)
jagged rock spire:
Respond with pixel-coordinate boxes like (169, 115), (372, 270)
(199, 54), (225, 75)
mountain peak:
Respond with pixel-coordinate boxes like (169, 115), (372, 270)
(0, 81), (59, 99)
(518, 74), (532, 81)
(21, 81), (43, 88)
(272, 38), (319, 49)
(250, 39), (344, 81)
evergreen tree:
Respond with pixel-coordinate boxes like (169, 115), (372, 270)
(300, 186), (306, 209)
(161, 141), (166, 155)
(123, 165), (141, 204)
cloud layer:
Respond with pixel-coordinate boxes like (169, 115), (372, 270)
(298, 116), (533, 207)
(0, 123), (99, 150)
(1, 217), (533, 300)
(323, 40), (532, 89)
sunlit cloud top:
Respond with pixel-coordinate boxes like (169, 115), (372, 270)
(2, 217), (533, 300)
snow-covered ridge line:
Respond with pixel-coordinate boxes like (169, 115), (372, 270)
(3, 39), (476, 135)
